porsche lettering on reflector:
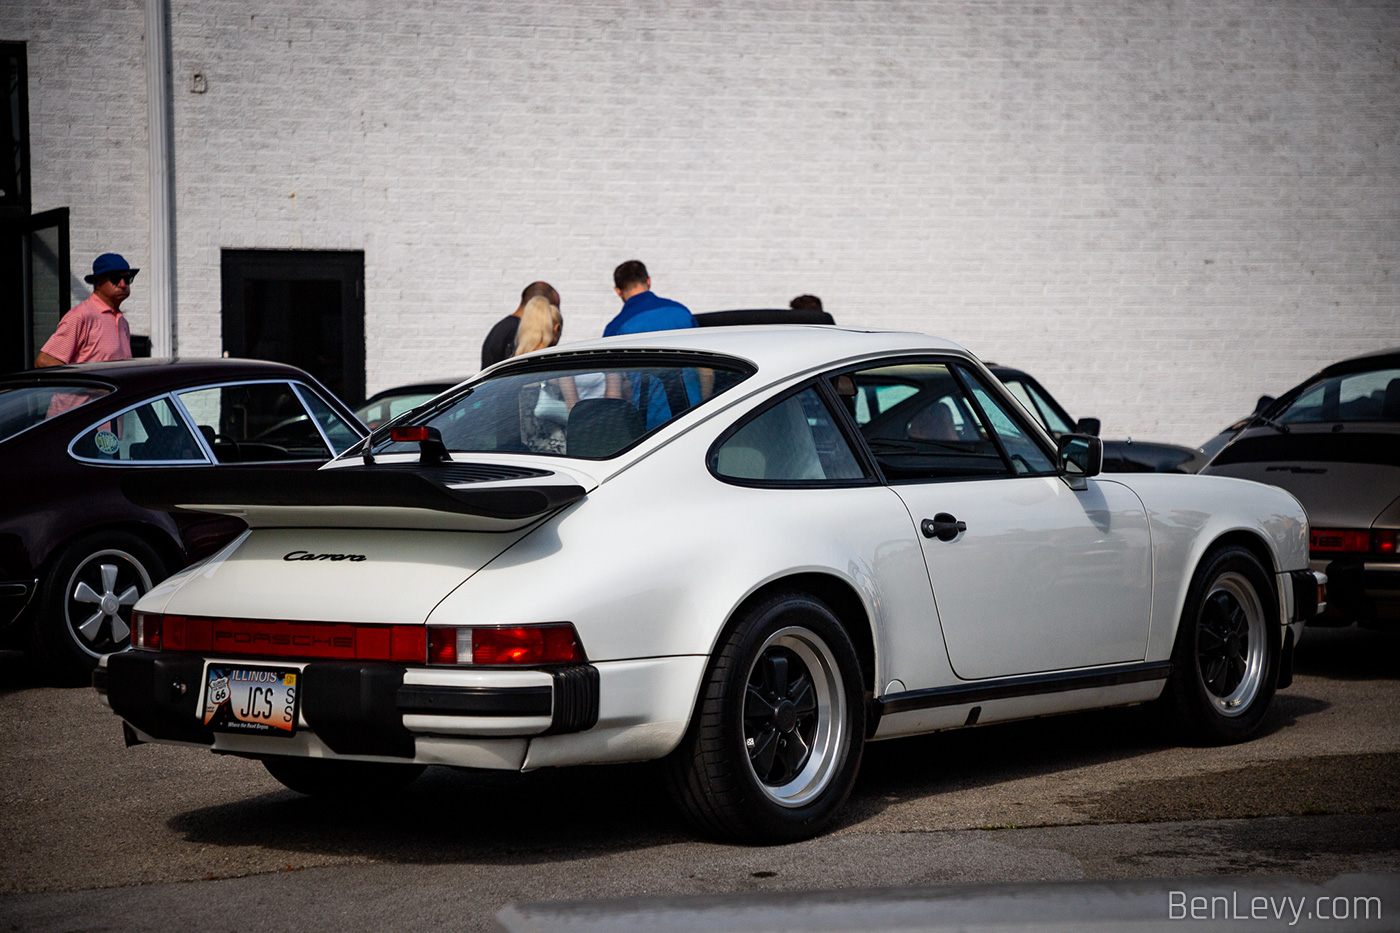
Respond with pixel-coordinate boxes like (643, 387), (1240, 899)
(202, 665), (299, 735)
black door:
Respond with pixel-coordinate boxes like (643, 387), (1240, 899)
(0, 42), (72, 373)
(221, 249), (365, 406)
(0, 209), (69, 373)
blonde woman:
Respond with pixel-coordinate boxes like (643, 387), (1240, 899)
(513, 296), (568, 452)
(511, 296), (562, 356)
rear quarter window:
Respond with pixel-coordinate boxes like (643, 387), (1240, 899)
(0, 384), (111, 444)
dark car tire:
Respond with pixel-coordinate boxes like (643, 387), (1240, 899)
(29, 531), (169, 684)
(665, 591), (866, 844)
(263, 757), (426, 798)
(1158, 545), (1280, 745)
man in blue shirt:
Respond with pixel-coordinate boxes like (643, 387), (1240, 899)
(603, 260), (696, 337)
(601, 260), (709, 423)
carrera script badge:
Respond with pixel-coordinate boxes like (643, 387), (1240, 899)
(282, 550), (367, 562)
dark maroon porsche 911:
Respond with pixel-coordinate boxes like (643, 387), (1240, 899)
(0, 358), (366, 681)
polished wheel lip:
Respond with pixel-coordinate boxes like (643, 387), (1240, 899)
(65, 548), (152, 658)
(1197, 570), (1267, 717)
(741, 625), (847, 808)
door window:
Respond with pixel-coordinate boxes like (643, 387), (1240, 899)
(962, 370), (1057, 475)
(839, 363), (1003, 480)
(1003, 378), (1073, 435)
(177, 382), (331, 462)
(297, 385), (362, 453)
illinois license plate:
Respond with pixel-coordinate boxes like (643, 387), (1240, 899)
(202, 665), (300, 735)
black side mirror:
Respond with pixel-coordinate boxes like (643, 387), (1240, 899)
(1073, 417), (1101, 437)
(1058, 434), (1103, 487)
(1252, 395), (1276, 416)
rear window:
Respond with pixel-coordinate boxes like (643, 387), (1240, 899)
(1279, 368), (1400, 424)
(373, 355), (754, 460)
(0, 384), (112, 444)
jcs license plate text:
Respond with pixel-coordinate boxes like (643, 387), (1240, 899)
(203, 666), (299, 735)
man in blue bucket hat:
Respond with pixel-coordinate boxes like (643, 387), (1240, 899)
(36, 253), (138, 367)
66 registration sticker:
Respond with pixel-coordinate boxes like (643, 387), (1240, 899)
(202, 666), (299, 735)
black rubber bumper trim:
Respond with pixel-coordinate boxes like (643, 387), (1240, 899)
(104, 650), (214, 745)
(395, 664), (599, 736)
(300, 661), (415, 758)
(397, 684), (552, 716)
(1290, 569), (1324, 621)
(545, 665), (600, 735)
(878, 661), (1172, 716)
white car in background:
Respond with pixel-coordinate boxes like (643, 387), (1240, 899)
(99, 326), (1323, 843)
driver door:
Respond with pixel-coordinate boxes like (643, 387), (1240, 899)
(839, 359), (1152, 680)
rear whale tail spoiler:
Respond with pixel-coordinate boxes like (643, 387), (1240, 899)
(121, 467), (587, 531)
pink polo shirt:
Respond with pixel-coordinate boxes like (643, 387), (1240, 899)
(41, 293), (132, 364)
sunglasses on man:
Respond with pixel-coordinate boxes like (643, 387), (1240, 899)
(107, 272), (137, 285)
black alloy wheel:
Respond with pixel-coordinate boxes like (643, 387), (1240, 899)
(1159, 545), (1279, 744)
(666, 590), (866, 843)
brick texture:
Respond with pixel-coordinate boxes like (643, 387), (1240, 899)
(14, 0), (1399, 443)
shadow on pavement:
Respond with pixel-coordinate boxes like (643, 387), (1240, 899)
(1294, 624), (1400, 681)
(169, 760), (706, 866)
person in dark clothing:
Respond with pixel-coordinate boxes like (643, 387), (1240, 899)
(481, 281), (561, 369)
(789, 294), (824, 314)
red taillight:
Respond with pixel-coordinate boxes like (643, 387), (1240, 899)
(1310, 528), (1398, 556)
(1310, 529), (1372, 553)
(132, 611), (162, 650)
(390, 426), (430, 442)
(151, 616), (427, 661)
(428, 623), (584, 666)
(427, 627), (471, 664)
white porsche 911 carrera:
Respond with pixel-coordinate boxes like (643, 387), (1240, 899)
(100, 327), (1324, 842)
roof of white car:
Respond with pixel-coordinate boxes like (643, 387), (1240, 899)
(514, 325), (973, 377)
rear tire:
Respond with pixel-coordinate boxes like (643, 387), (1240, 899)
(1158, 545), (1280, 744)
(263, 757), (426, 798)
(29, 531), (168, 684)
(665, 591), (866, 843)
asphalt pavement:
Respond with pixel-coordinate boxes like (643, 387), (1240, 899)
(1, 625), (1397, 932)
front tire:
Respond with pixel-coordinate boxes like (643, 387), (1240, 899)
(1159, 545), (1280, 744)
(30, 531), (168, 683)
(263, 757), (426, 798)
(666, 591), (866, 843)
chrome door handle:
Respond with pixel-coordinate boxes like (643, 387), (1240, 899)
(921, 513), (966, 542)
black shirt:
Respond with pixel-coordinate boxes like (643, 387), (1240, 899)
(481, 314), (521, 368)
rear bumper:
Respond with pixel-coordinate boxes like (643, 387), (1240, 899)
(1289, 569), (1328, 623)
(1310, 558), (1399, 626)
(96, 650), (599, 759)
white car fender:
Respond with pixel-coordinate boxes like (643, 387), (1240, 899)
(1109, 473), (1311, 661)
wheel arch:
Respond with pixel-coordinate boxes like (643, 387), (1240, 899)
(722, 571), (876, 695)
(1206, 529), (1279, 580)
(34, 520), (184, 594)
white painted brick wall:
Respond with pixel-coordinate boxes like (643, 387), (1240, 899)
(15, 0), (1399, 445)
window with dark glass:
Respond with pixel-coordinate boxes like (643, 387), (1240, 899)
(1278, 368), (1400, 424)
(381, 356), (753, 460)
(837, 361), (1055, 480)
(177, 382), (331, 462)
(712, 387), (866, 483)
(71, 396), (205, 463)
